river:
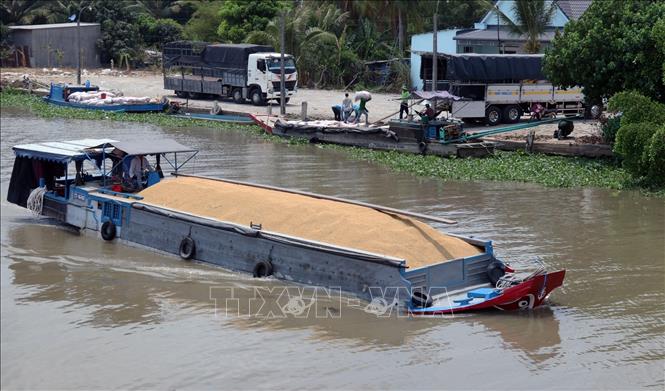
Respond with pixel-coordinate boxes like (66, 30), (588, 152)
(1, 112), (663, 389)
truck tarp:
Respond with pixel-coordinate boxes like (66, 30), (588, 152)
(420, 53), (545, 82)
(201, 44), (274, 69)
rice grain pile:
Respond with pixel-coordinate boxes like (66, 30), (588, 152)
(139, 177), (482, 268)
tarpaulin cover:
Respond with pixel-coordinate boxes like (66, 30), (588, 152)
(138, 177), (483, 268)
(202, 44), (274, 69)
(420, 53), (545, 82)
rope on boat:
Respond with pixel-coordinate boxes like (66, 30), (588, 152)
(26, 187), (46, 216)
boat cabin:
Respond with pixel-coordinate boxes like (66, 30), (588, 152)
(7, 138), (197, 228)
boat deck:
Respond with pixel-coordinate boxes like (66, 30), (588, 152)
(136, 177), (483, 268)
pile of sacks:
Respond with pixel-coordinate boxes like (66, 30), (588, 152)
(67, 90), (159, 106)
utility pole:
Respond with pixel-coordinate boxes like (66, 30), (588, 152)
(76, 7), (82, 85)
(432, 13), (437, 92)
(279, 12), (286, 115)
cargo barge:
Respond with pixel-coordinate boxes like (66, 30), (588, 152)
(7, 138), (564, 314)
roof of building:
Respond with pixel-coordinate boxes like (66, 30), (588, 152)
(8, 22), (99, 30)
(453, 29), (558, 42)
(556, 0), (592, 21)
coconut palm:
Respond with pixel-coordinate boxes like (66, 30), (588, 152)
(486, 0), (557, 53)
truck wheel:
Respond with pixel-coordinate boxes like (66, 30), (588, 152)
(485, 106), (502, 126)
(250, 89), (265, 106)
(503, 105), (521, 124)
(232, 88), (244, 104)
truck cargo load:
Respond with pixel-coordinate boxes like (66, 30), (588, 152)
(202, 44), (274, 69)
(419, 53), (546, 83)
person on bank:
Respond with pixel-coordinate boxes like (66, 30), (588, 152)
(399, 85), (410, 119)
(331, 104), (343, 121)
(355, 97), (369, 125)
(341, 93), (353, 122)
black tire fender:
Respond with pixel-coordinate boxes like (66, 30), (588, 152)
(179, 237), (195, 260)
(253, 260), (273, 278)
(101, 221), (116, 241)
(411, 290), (433, 308)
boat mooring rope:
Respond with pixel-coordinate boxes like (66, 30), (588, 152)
(26, 187), (46, 216)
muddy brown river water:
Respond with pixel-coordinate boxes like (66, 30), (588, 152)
(1, 112), (663, 389)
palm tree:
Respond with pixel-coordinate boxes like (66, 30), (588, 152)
(487, 0), (557, 53)
(0, 0), (51, 25)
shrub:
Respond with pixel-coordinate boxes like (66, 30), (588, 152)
(644, 125), (665, 186)
(600, 115), (622, 144)
(614, 122), (659, 179)
(607, 91), (665, 126)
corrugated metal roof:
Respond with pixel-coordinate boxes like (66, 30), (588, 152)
(453, 29), (558, 42)
(557, 0), (592, 21)
(13, 138), (117, 163)
(8, 22), (99, 30)
(108, 139), (197, 156)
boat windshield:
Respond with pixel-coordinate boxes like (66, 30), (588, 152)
(267, 57), (296, 74)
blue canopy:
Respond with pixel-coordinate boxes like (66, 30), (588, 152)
(12, 138), (117, 164)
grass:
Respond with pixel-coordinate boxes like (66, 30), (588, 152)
(2, 89), (662, 196)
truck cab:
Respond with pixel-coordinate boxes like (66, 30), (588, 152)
(247, 53), (298, 105)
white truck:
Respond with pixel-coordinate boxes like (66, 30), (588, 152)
(163, 41), (297, 105)
(420, 53), (591, 126)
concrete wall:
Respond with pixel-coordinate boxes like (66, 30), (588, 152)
(11, 25), (100, 68)
(410, 29), (459, 91)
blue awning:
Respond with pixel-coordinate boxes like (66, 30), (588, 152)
(13, 138), (118, 164)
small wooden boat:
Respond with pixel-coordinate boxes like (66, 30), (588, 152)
(173, 112), (255, 124)
(7, 138), (564, 314)
(44, 84), (167, 113)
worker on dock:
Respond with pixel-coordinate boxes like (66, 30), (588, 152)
(355, 97), (369, 125)
(399, 85), (410, 119)
(342, 93), (353, 123)
(331, 104), (343, 121)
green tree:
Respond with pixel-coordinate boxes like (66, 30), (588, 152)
(94, 1), (143, 64)
(135, 0), (198, 23)
(544, 0), (665, 103)
(138, 14), (183, 48)
(183, 1), (223, 42)
(0, 0), (51, 25)
(487, 0), (556, 53)
(216, 0), (286, 43)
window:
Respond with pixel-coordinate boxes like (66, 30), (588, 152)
(464, 46), (473, 53)
(257, 59), (266, 73)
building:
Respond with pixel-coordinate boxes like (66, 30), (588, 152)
(7, 23), (101, 68)
(409, 29), (469, 90)
(454, 0), (591, 54)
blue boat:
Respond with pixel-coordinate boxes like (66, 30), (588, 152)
(44, 84), (167, 113)
(173, 112), (255, 124)
(6, 137), (565, 315)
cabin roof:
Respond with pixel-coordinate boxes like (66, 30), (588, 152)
(108, 139), (197, 156)
(13, 138), (197, 163)
(13, 138), (118, 163)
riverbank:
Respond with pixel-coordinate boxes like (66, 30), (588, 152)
(1, 89), (661, 196)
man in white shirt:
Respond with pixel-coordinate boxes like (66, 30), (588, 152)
(128, 155), (152, 189)
(341, 93), (353, 123)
